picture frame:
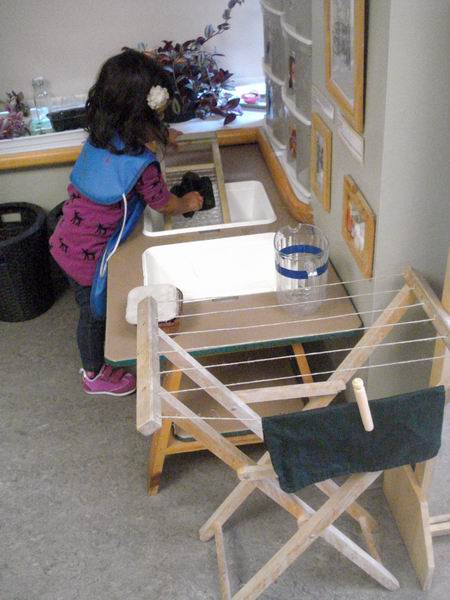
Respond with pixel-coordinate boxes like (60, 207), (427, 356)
(341, 175), (375, 277)
(310, 113), (332, 212)
(324, 0), (365, 133)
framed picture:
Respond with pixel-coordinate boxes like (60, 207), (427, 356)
(324, 0), (365, 133)
(342, 175), (375, 277)
(310, 113), (332, 212)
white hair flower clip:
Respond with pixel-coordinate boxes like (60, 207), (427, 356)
(147, 85), (170, 111)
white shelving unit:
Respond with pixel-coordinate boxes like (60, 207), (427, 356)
(260, 0), (313, 204)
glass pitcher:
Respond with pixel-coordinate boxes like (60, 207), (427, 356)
(274, 224), (329, 315)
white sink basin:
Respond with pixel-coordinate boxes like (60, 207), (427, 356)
(143, 180), (276, 237)
(142, 232), (276, 300)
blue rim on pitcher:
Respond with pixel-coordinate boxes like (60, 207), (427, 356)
(274, 225), (329, 281)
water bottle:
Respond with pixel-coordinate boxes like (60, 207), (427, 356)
(31, 76), (49, 133)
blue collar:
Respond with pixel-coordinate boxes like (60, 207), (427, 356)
(71, 138), (156, 205)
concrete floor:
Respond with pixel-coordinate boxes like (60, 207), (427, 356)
(1, 289), (449, 600)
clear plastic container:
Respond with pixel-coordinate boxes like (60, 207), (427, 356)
(295, 0), (312, 40)
(296, 119), (311, 189)
(265, 78), (275, 127)
(284, 36), (297, 99)
(262, 5), (284, 81)
(286, 111), (297, 167)
(295, 42), (312, 118)
(265, 0), (285, 11)
(274, 224), (329, 315)
(284, 0), (312, 40)
(263, 10), (272, 66)
(284, 0), (297, 26)
(271, 80), (288, 146)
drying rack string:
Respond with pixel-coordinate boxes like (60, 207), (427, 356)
(169, 355), (445, 396)
(150, 271), (406, 305)
(167, 302), (425, 337)
(159, 316), (435, 355)
(176, 287), (407, 320)
(159, 335), (446, 375)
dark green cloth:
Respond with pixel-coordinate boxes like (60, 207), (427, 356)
(262, 386), (445, 493)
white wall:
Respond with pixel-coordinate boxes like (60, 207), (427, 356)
(368, 0), (450, 398)
(0, 0), (262, 209)
(0, 0), (263, 100)
(309, 0), (449, 399)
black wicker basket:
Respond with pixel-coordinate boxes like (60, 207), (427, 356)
(0, 203), (54, 322)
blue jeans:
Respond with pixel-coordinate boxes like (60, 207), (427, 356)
(68, 277), (105, 373)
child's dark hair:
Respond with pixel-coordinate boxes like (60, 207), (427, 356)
(86, 48), (171, 155)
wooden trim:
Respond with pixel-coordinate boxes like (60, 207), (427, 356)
(324, 0), (365, 133)
(0, 145), (82, 170)
(165, 162), (215, 173)
(256, 128), (314, 224)
(216, 127), (260, 146)
(310, 112), (332, 212)
(341, 175), (376, 278)
(212, 140), (231, 223)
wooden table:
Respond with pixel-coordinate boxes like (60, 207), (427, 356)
(105, 129), (361, 494)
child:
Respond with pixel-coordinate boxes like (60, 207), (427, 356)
(50, 48), (203, 396)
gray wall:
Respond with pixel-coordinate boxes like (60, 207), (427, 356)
(369, 0), (450, 397)
(311, 0), (392, 318)
(0, 0), (263, 209)
(310, 0), (450, 398)
(0, 0), (263, 97)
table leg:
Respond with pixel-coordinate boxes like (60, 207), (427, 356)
(147, 366), (182, 496)
(291, 343), (314, 384)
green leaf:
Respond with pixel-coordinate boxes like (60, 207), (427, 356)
(172, 97), (181, 115)
(204, 24), (215, 38)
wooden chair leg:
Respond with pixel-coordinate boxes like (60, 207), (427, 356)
(215, 523), (232, 600)
(233, 472), (397, 600)
(147, 418), (173, 495)
(147, 365), (182, 495)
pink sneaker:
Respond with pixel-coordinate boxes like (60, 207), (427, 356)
(81, 365), (136, 396)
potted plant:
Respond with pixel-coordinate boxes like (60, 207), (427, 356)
(142, 0), (246, 125)
(0, 91), (30, 139)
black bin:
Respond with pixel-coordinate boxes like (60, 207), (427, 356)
(0, 203), (54, 322)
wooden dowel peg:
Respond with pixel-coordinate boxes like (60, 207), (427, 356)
(352, 378), (374, 432)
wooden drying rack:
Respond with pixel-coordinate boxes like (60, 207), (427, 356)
(136, 258), (450, 598)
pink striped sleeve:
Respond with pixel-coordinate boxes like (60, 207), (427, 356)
(135, 162), (171, 210)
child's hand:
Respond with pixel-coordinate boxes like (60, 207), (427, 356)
(183, 191), (203, 213)
(168, 128), (183, 148)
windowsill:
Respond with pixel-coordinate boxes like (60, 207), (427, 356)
(0, 108), (265, 158)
